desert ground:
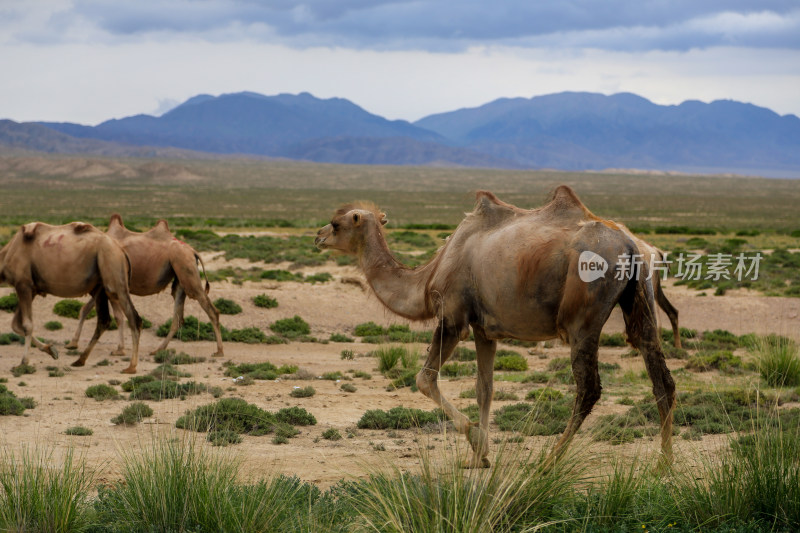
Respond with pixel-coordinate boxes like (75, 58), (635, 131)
(1, 242), (798, 489)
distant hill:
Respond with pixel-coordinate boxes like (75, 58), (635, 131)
(415, 92), (800, 175)
(2, 90), (797, 176)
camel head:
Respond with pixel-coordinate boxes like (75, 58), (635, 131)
(315, 202), (387, 255)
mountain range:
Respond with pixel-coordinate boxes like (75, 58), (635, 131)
(2, 91), (799, 176)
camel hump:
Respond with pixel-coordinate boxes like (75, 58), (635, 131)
(549, 185), (586, 210)
(109, 213), (125, 227)
(21, 222), (39, 240)
(473, 191), (523, 224)
(155, 219), (170, 232)
(71, 222), (93, 234)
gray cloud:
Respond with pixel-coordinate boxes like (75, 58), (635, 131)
(6, 0), (799, 51)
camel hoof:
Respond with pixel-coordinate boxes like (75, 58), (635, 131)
(461, 457), (491, 469)
(71, 360), (86, 367)
(65, 341), (79, 350)
(121, 366), (137, 374)
(212, 351), (224, 358)
(110, 349), (126, 356)
(45, 345), (59, 360)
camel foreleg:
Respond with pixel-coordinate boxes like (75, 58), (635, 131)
(11, 285), (58, 365)
(110, 300), (126, 356)
(469, 327), (497, 468)
(73, 288), (110, 368)
(152, 285), (186, 354)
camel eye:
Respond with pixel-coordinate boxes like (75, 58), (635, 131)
(331, 222), (340, 233)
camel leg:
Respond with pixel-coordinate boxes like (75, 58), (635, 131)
(174, 260), (225, 357)
(11, 285), (58, 364)
(470, 327), (497, 468)
(548, 333), (602, 465)
(415, 320), (472, 454)
(153, 285), (187, 354)
(622, 282), (676, 464)
(66, 298), (96, 350)
(107, 291), (141, 374)
(110, 300), (126, 356)
(73, 288), (110, 368)
(655, 281), (681, 349)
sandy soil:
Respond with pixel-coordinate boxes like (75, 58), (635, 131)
(1, 256), (798, 489)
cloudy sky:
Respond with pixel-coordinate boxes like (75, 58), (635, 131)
(1, 0), (799, 125)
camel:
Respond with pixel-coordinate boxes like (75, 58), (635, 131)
(66, 214), (224, 358)
(619, 225), (682, 349)
(316, 186), (675, 468)
(0, 221), (142, 373)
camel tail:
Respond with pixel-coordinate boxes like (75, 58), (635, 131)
(195, 252), (211, 294)
(619, 262), (660, 350)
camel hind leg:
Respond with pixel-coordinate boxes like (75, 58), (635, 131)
(109, 300), (126, 356)
(11, 285), (58, 365)
(72, 287), (111, 367)
(66, 298), (96, 350)
(172, 252), (224, 357)
(152, 283), (187, 354)
(105, 290), (141, 374)
(471, 326), (497, 468)
(621, 278), (676, 464)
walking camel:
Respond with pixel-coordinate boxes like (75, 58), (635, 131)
(67, 214), (224, 358)
(0, 221), (142, 373)
(316, 186), (676, 468)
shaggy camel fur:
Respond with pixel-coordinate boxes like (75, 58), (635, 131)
(316, 186), (676, 468)
(67, 214), (224, 358)
(619, 225), (682, 349)
(0, 221), (142, 373)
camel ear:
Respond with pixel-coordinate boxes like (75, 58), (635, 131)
(379, 213), (388, 226)
(72, 223), (92, 234)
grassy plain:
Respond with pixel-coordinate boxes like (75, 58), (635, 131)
(1, 155), (799, 233)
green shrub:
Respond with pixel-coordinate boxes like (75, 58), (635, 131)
(0, 293), (18, 312)
(376, 346), (403, 374)
(354, 322), (387, 337)
(494, 397), (573, 436)
(121, 375), (156, 392)
(153, 349), (205, 365)
(225, 327), (269, 343)
(111, 402), (154, 425)
(686, 350), (744, 373)
(754, 336), (800, 387)
(176, 398), (277, 436)
(261, 269), (304, 282)
(85, 384), (119, 401)
(270, 315), (310, 339)
(0, 385), (30, 416)
(207, 430), (243, 446)
(224, 361), (297, 381)
(357, 406), (444, 430)
(599, 333), (627, 347)
(276, 406), (317, 426)
(452, 347), (477, 361)
(213, 298), (242, 315)
(156, 316), (220, 342)
(321, 428), (342, 441)
(526, 387), (564, 402)
(304, 272), (332, 284)
(0, 332), (23, 345)
(43, 320), (63, 331)
(129, 381), (206, 401)
(341, 383), (357, 393)
(253, 294), (279, 308)
(11, 363), (36, 377)
(64, 426), (93, 436)
(290, 386), (315, 398)
(441, 362), (477, 377)
(331, 333), (354, 343)
(53, 299), (93, 319)
(494, 351), (528, 371)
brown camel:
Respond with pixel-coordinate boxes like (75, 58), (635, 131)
(619, 226), (682, 349)
(67, 214), (224, 358)
(316, 186), (675, 468)
(0, 221), (142, 373)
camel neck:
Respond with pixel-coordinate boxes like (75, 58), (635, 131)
(357, 224), (433, 321)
